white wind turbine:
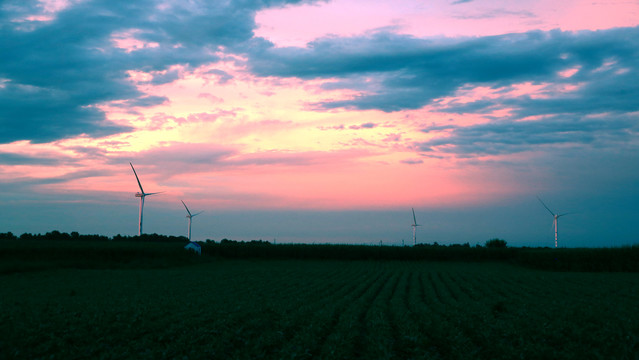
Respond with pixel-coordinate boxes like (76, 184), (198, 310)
(181, 200), (202, 242)
(537, 197), (572, 248)
(411, 208), (421, 246)
(130, 162), (161, 236)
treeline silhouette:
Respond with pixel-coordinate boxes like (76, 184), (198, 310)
(203, 239), (515, 262)
(2, 231), (639, 272)
(0, 231), (195, 274)
(202, 239), (639, 272)
(0, 231), (188, 243)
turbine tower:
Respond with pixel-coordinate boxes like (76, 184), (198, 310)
(411, 208), (421, 246)
(181, 200), (202, 242)
(537, 197), (571, 248)
(130, 162), (161, 236)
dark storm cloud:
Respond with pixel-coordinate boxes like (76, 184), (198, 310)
(0, 0), (321, 143)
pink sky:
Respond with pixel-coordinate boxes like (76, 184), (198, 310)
(255, 0), (639, 47)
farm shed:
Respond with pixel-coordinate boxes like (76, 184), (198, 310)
(184, 242), (201, 255)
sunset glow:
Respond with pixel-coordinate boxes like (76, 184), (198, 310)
(1, 0), (638, 246)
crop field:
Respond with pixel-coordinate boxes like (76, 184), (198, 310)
(2, 257), (639, 359)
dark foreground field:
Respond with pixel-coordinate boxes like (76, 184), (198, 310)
(1, 241), (639, 359)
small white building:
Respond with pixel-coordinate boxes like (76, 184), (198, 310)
(184, 242), (201, 255)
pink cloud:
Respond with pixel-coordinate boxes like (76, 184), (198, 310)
(197, 93), (224, 104)
(111, 29), (160, 53)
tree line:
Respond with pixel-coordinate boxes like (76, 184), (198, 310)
(0, 231), (188, 243)
(2, 231), (638, 272)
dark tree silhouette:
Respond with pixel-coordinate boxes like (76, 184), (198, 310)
(485, 238), (507, 248)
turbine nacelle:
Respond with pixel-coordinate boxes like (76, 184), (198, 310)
(186, 212), (202, 219)
(135, 191), (161, 198)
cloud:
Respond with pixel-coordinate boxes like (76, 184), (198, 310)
(421, 124), (458, 133)
(318, 124), (346, 131)
(0, 152), (61, 166)
(113, 95), (169, 108)
(453, 9), (535, 20)
(198, 93), (224, 104)
(148, 68), (184, 85)
(129, 143), (235, 166)
(417, 115), (639, 156)
(382, 133), (402, 142)
(0, 169), (110, 191)
(204, 69), (234, 84)
(400, 158), (423, 165)
(123, 142), (369, 172)
(246, 26), (639, 156)
(0, 0), (324, 143)
(246, 26), (639, 114)
(349, 122), (378, 130)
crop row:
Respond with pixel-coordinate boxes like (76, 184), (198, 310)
(1, 260), (639, 359)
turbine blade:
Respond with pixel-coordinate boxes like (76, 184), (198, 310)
(537, 196), (555, 216)
(145, 191), (164, 196)
(130, 162), (145, 193)
(558, 212), (575, 217)
(181, 200), (192, 216)
(412, 208), (418, 225)
(192, 212), (203, 217)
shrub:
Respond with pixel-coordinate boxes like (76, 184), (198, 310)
(485, 238), (507, 248)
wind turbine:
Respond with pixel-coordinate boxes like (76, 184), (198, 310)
(130, 162), (161, 236)
(181, 200), (202, 242)
(537, 197), (571, 248)
(411, 208), (421, 246)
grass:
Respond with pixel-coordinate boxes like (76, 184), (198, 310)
(2, 241), (639, 359)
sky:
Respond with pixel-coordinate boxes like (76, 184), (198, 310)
(1, 0), (638, 247)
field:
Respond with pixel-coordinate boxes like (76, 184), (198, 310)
(2, 243), (639, 359)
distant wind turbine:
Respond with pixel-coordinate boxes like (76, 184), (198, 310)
(411, 208), (421, 246)
(537, 197), (572, 248)
(181, 200), (202, 242)
(130, 162), (161, 236)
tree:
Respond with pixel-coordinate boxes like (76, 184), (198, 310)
(0, 232), (17, 241)
(485, 238), (507, 248)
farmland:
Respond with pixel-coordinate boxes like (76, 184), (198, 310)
(2, 242), (639, 359)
